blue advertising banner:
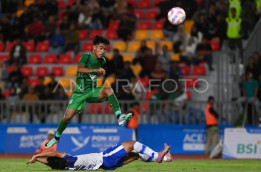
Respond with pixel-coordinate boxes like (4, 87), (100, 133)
(0, 124), (133, 155)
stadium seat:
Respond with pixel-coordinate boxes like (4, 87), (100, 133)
(59, 54), (72, 64)
(127, 0), (137, 8)
(160, 41), (173, 51)
(138, 21), (151, 29)
(90, 104), (102, 114)
(74, 54), (82, 64)
(59, 9), (67, 20)
(28, 78), (39, 87)
(113, 41), (126, 52)
(106, 30), (117, 40)
(28, 54), (41, 64)
(104, 77), (115, 87)
(66, 66), (77, 76)
(57, 0), (65, 9)
(36, 42), (49, 52)
(5, 42), (15, 52)
(35, 67), (49, 76)
(66, 90), (73, 97)
(145, 10), (158, 19)
(138, 77), (149, 88)
(21, 66), (33, 77)
(89, 30), (103, 40)
(209, 40), (220, 51)
(23, 42), (34, 52)
(179, 65), (190, 75)
(82, 42), (93, 52)
(184, 20), (195, 35)
(105, 54), (113, 61)
(192, 65), (206, 76)
(186, 90), (192, 100)
(151, 30), (164, 40)
(97, 77), (103, 87)
(6, 66), (13, 73)
(51, 66), (64, 76)
(146, 41), (156, 50)
(153, 21), (164, 29)
(131, 65), (142, 76)
(128, 41), (141, 52)
(123, 54), (134, 62)
(138, 0), (151, 8)
(78, 30), (88, 40)
(171, 53), (180, 61)
(153, 0), (165, 7)
(44, 77), (51, 85)
(43, 54), (57, 64)
(0, 54), (10, 62)
(58, 78), (71, 89)
(108, 20), (120, 30)
(67, 0), (76, 6)
(3, 90), (10, 98)
(145, 90), (155, 100)
(133, 10), (144, 19)
(185, 77), (198, 88)
(105, 103), (114, 114)
(0, 42), (4, 51)
(135, 30), (149, 40)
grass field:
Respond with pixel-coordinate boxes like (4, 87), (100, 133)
(0, 159), (261, 172)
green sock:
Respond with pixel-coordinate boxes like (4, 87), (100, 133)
(56, 119), (68, 137)
(108, 94), (121, 117)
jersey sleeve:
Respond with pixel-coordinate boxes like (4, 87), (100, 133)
(79, 54), (90, 66)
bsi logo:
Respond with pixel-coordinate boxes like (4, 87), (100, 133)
(237, 141), (261, 154)
(71, 136), (90, 152)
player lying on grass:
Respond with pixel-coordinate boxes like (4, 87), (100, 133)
(28, 140), (173, 170)
(45, 35), (133, 149)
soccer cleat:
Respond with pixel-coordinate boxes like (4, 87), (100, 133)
(164, 143), (173, 162)
(156, 145), (170, 163)
(45, 137), (60, 149)
(117, 113), (133, 126)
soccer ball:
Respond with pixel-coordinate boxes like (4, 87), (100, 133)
(167, 7), (186, 25)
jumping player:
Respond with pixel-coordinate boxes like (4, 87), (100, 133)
(45, 35), (133, 148)
(28, 140), (173, 170)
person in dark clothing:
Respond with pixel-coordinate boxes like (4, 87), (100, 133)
(204, 96), (219, 155)
(118, 86), (135, 112)
(0, 15), (11, 43)
(41, 0), (58, 21)
(9, 39), (27, 67)
(34, 76), (46, 96)
(138, 40), (149, 58)
(47, 74), (58, 93)
(0, 88), (5, 100)
(60, 14), (70, 34)
(108, 48), (124, 76)
(19, 7), (33, 30)
(19, 77), (29, 99)
(195, 37), (213, 71)
(7, 64), (23, 90)
(117, 12), (136, 41)
(54, 86), (68, 100)
(11, 17), (25, 41)
(195, 13), (209, 39)
(120, 62), (134, 81)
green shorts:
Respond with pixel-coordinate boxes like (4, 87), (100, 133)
(67, 87), (107, 112)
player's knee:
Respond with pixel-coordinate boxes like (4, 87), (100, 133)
(63, 114), (72, 122)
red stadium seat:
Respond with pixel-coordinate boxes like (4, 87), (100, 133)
(0, 42), (4, 51)
(21, 66), (33, 77)
(6, 66), (13, 73)
(43, 54), (57, 64)
(127, 0), (137, 8)
(145, 10), (158, 19)
(145, 90), (155, 100)
(74, 54), (82, 64)
(36, 42), (49, 52)
(28, 54), (41, 64)
(57, 0), (65, 9)
(59, 10), (67, 20)
(89, 30), (103, 40)
(106, 30), (117, 40)
(153, 0), (165, 7)
(138, 77), (149, 88)
(36, 67), (49, 76)
(82, 42), (93, 52)
(138, 0), (151, 8)
(179, 65), (190, 75)
(51, 66), (64, 76)
(23, 42), (34, 52)
(67, 0), (76, 6)
(5, 42), (15, 52)
(105, 103), (114, 114)
(0, 54), (10, 62)
(192, 65), (206, 76)
(28, 78), (39, 87)
(185, 78), (198, 88)
(138, 21), (151, 29)
(59, 54), (72, 64)
(90, 104), (102, 114)
(3, 90), (10, 98)
(153, 21), (164, 29)
(209, 40), (220, 51)
(186, 90), (192, 100)
(78, 30), (88, 40)
(133, 10), (144, 19)
(108, 20), (120, 30)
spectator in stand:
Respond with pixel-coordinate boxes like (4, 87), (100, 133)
(35, 131), (57, 154)
(245, 56), (259, 80)
(182, 36), (198, 65)
(142, 48), (158, 77)
(129, 77), (143, 100)
(163, 19), (177, 40)
(138, 40), (149, 58)
(8, 38), (27, 67)
(60, 14), (70, 34)
(0, 15), (11, 43)
(0, 61), (9, 90)
(54, 86), (68, 100)
(18, 77), (29, 99)
(27, 15), (44, 44)
(64, 23), (80, 54)
(41, 0), (58, 21)
(87, 0), (100, 14)
(173, 25), (187, 53)
(118, 85), (135, 112)
(43, 15), (56, 40)
(1, 0), (18, 14)
(195, 37), (214, 71)
(207, 3), (218, 40)
(0, 88), (5, 100)
(39, 86), (53, 100)
(6, 88), (20, 113)
(67, 2), (81, 23)
(158, 45), (171, 72)
(239, 74), (246, 97)
(168, 61), (182, 80)
(34, 76), (45, 96)
(7, 64), (23, 90)
(89, 7), (104, 30)
(190, 25), (203, 43)
(78, 5), (92, 29)
(120, 62), (134, 81)
(215, 14), (227, 47)
(195, 12), (209, 38)
(132, 51), (144, 66)
(238, 71), (259, 115)
(47, 73), (58, 92)
(114, 0), (127, 15)
(117, 11), (136, 41)
(11, 17), (25, 41)
(19, 7), (33, 30)
(151, 62), (166, 81)
(155, 0), (174, 20)
(108, 48), (124, 76)
(252, 52), (261, 80)
(49, 28), (65, 55)
(100, 0), (115, 13)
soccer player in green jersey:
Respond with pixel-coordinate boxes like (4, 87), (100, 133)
(45, 35), (133, 148)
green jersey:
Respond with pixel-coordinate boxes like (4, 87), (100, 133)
(74, 52), (106, 93)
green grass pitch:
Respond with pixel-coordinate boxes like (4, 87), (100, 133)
(0, 159), (261, 172)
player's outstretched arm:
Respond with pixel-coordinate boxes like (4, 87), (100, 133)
(27, 151), (66, 164)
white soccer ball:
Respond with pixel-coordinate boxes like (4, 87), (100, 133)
(167, 7), (186, 25)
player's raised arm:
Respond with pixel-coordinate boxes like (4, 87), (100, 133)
(77, 65), (98, 73)
(27, 151), (66, 164)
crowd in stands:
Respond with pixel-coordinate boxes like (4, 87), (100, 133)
(0, 0), (260, 120)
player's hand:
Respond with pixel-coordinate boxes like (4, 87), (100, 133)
(27, 156), (37, 164)
(97, 68), (106, 76)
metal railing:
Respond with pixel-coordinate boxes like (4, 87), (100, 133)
(0, 100), (249, 125)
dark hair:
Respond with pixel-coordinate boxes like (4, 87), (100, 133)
(47, 157), (68, 170)
(93, 35), (110, 45)
(208, 96), (214, 102)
